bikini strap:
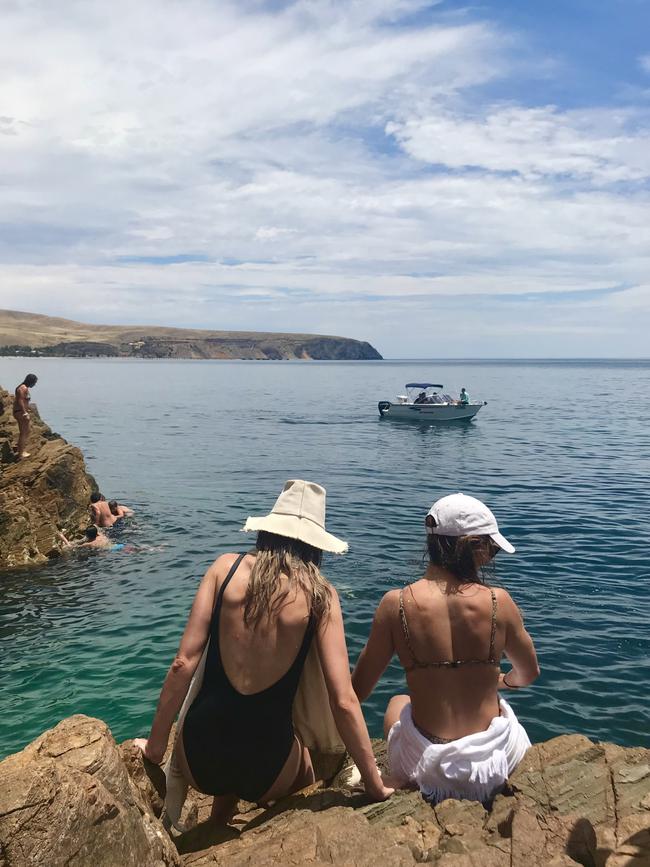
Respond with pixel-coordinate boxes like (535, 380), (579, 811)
(488, 587), (497, 663)
(399, 588), (421, 669)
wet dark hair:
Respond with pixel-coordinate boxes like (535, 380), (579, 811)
(90, 492), (102, 503)
(23, 374), (38, 387)
(244, 530), (328, 628)
(85, 526), (98, 541)
(254, 530), (323, 567)
(108, 500), (118, 514)
(425, 516), (495, 584)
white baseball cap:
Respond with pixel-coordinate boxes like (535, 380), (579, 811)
(426, 493), (515, 554)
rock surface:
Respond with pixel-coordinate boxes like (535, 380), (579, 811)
(2, 716), (649, 866)
(0, 386), (97, 569)
(0, 715), (180, 866)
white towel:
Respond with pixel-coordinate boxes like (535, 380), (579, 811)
(161, 638), (345, 831)
(387, 698), (530, 805)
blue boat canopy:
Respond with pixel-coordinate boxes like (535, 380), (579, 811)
(405, 382), (444, 389)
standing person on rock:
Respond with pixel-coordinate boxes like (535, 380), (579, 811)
(352, 493), (539, 806)
(136, 479), (393, 826)
(13, 374), (37, 459)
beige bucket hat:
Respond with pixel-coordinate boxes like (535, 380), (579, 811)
(242, 479), (348, 554)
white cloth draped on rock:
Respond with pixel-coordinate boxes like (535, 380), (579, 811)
(161, 640), (345, 830)
(387, 698), (530, 805)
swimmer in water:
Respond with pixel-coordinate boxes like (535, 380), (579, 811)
(90, 492), (117, 528)
(58, 526), (112, 551)
(108, 500), (134, 519)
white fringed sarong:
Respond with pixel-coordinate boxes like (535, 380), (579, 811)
(387, 698), (530, 805)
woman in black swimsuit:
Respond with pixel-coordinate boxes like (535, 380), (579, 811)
(137, 480), (392, 823)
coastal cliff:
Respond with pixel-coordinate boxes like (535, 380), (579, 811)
(1, 714), (649, 866)
(0, 310), (383, 360)
(0, 386), (97, 569)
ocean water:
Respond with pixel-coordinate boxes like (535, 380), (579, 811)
(1, 357), (649, 759)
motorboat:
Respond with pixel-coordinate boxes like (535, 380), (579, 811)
(378, 383), (486, 422)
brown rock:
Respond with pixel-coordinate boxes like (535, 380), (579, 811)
(0, 385), (97, 569)
(0, 715), (179, 867)
(3, 714), (650, 867)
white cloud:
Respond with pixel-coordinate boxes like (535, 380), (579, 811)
(386, 106), (650, 181)
(0, 0), (649, 355)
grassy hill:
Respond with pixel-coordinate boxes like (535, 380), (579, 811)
(0, 310), (382, 361)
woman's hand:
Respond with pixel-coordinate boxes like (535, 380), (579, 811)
(133, 737), (165, 765)
(364, 774), (395, 801)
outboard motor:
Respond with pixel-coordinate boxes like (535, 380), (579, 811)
(378, 401), (391, 416)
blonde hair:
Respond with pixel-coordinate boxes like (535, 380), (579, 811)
(244, 531), (332, 629)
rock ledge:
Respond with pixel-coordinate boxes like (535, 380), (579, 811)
(1, 715), (649, 866)
(0, 385), (97, 569)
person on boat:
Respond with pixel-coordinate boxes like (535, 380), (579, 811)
(90, 492), (117, 528)
(414, 391), (428, 404)
(58, 526), (113, 550)
(108, 500), (134, 519)
(352, 493), (539, 805)
(13, 374), (38, 459)
(135, 479), (393, 824)
(459, 387), (469, 405)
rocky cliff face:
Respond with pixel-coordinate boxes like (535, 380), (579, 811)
(1, 715), (649, 866)
(0, 386), (97, 569)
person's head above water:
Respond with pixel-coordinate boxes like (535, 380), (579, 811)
(240, 479), (347, 628)
(108, 500), (119, 515)
(90, 492), (102, 504)
(425, 493), (514, 583)
(23, 374), (38, 387)
(85, 526), (98, 541)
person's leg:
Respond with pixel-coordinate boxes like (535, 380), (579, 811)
(384, 694), (410, 739)
(209, 794), (239, 824)
(257, 736), (315, 804)
(15, 415), (29, 456)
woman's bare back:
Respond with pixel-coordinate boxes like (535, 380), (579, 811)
(216, 553), (314, 695)
(391, 580), (506, 739)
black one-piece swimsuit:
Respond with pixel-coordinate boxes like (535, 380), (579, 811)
(182, 554), (315, 802)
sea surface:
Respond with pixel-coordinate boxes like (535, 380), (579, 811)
(1, 357), (649, 759)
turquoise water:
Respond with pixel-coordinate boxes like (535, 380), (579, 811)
(1, 357), (649, 758)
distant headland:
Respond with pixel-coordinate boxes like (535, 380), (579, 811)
(0, 309), (382, 361)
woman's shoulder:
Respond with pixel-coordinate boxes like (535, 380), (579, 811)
(209, 551), (254, 579)
(489, 585), (521, 619)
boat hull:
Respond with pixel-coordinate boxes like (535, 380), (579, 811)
(378, 402), (483, 421)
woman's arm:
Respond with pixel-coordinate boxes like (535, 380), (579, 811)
(316, 588), (393, 801)
(498, 591), (540, 689)
(137, 554), (235, 762)
(351, 592), (396, 702)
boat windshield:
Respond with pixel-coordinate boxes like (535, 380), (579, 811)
(406, 385), (449, 405)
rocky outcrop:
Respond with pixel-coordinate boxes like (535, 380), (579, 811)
(0, 387), (97, 569)
(0, 716), (179, 866)
(2, 716), (649, 866)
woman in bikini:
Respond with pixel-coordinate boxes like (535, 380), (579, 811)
(13, 373), (38, 459)
(352, 493), (540, 804)
(136, 479), (392, 823)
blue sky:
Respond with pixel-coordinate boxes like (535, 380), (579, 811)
(0, 0), (649, 357)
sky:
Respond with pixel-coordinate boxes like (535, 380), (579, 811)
(1, 0), (649, 358)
